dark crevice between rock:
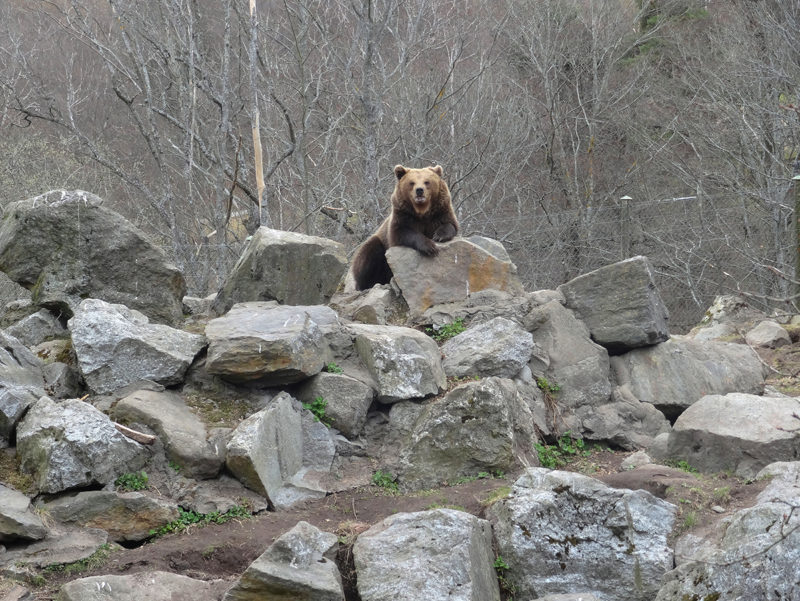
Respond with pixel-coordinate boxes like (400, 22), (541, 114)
(336, 542), (362, 601)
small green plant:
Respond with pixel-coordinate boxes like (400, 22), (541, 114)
(302, 396), (332, 426)
(670, 459), (699, 474)
(426, 318), (466, 343)
(713, 486), (731, 504)
(536, 376), (560, 394)
(42, 543), (114, 579)
(494, 555), (517, 598)
(168, 460), (182, 473)
(114, 470), (148, 491)
(534, 431), (588, 469)
(324, 361), (343, 374)
(149, 505), (251, 538)
(481, 485), (512, 507)
(682, 510), (698, 530)
(371, 470), (399, 492)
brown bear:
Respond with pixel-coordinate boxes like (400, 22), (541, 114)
(351, 164), (459, 291)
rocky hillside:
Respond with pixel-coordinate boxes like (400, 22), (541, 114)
(1, 190), (798, 601)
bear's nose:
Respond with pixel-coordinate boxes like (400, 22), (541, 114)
(415, 187), (424, 196)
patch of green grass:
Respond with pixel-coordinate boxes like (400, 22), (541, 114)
(713, 486), (731, 504)
(302, 396), (332, 427)
(371, 470), (399, 493)
(168, 460), (182, 473)
(149, 505), (251, 539)
(535, 431), (589, 469)
(669, 459), (699, 474)
(426, 318), (466, 343)
(481, 485), (512, 507)
(450, 470), (505, 485)
(41, 543), (114, 579)
(114, 471), (148, 492)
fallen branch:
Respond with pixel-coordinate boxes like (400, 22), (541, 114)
(114, 422), (156, 445)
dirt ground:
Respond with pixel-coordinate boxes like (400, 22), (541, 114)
(7, 446), (769, 601)
(4, 337), (791, 601)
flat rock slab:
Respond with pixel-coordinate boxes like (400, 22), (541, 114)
(387, 238), (524, 314)
(59, 571), (230, 601)
(0, 527), (108, 575)
(43, 490), (180, 542)
(666, 393), (800, 478)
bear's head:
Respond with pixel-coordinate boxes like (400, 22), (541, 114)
(393, 164), (444, 215)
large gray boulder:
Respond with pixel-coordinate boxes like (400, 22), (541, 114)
(112, 389), (224, 479)
(206, 303), (338, 385)
(523, 300), (613, 439)
(16, 397), (150, 493)
(488, 468), (676, 601)
(212, 227), (348, 315)
(664, 393), (800, 478)
(0, 190), (186, 324)
(656, 461), (800, 601)
(350, 324), (445, 403)
(225, 392), (334, 509)
(354, 509), (499, 601)
(611, 335), (767, 420)
(43, 490), (179, 542)
(59, 571), (230, 601)
(69, 299), (206, 394)
(441, 317), (534, 379)
(385, 238), (524, 315)
(0, 331), (45, 445)
(294, 371), (375, 438)
(0, 483), (47, 542)
(224, 521), (343, 601)
(396, 377), (537, 490)
(557, 256), (669, 352)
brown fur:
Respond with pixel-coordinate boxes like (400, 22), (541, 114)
(352, 164), (459, 291)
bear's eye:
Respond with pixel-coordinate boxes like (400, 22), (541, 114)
(424, 181), (430, 186)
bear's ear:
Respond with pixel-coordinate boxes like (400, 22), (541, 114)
(394, 165), (407, 180)
(429, 165), (443, 177)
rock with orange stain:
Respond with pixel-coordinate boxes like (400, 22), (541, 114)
(386, 237), (524, 315)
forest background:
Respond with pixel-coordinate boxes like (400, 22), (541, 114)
(1, 0), (798, 331)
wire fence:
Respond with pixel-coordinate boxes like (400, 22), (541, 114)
(500, 193), (795, 332)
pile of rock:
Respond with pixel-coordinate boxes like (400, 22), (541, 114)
(1, 190), (798, 600)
